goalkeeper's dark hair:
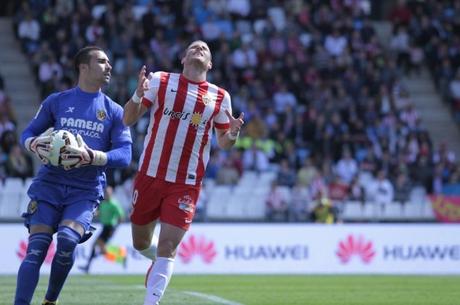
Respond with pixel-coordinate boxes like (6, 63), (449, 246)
(73, 46), (104, 76)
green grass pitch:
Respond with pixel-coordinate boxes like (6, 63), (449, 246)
(1, 274), (459, 305)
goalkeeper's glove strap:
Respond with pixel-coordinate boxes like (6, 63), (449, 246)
(89, 149), (108, 166)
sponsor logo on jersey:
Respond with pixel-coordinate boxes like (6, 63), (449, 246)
(163, 107), (190, 120)
(60, 117), (104, 132)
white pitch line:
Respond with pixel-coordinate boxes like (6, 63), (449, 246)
(183, 291), (244, 305)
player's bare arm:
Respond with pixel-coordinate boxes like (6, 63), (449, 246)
(123, 65), (149, 126)
(216, 109), (244, 150)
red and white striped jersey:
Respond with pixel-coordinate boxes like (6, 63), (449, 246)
(139, 71), (231, 185)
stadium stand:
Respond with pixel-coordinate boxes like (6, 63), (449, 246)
(2, 0), (460, 223)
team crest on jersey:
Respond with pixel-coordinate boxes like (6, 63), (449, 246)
(202, 94), (212, 105)
(96, 109), (107, 121)
(27, 200), (38, 214)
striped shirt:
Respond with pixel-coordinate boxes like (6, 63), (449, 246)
(140, 72), (231, 185)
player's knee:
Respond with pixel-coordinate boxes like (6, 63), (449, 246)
(55, 226), (81, 264)
(157, 240), (177, 258)
(133, 238), (151, 251)
(22, 233), (53, 265)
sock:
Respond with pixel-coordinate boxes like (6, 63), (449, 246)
(139, 238), (158, 261)
(44, 226), (81, 302)
(144, 257), (175, 305)
(14, 233), (52, 305)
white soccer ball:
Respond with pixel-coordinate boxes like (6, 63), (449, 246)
(47, 130), (79, 166)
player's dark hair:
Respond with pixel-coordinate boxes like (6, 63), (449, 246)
(73, 46), (104, 76)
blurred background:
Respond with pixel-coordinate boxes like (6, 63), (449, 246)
(1, 0), (460, 226)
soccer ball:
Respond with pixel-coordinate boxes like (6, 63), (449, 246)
(47, 130), (79, 166)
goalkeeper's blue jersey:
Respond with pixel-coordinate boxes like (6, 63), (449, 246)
(21, 86), (132, 197)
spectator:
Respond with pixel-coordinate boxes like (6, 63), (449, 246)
(242, 143), (270, 172)
(265, 181), (289, 222)
(276, 159), (296, 188)
(216, 159), (239, 185)
(297, 157), (318, 187)
(288, 181), (311, 222)
(5, 144), (34, 180)
(310, 192), (339, 224)
(0, 113), (15, 139)
(449, 70), (460, 121)
(368, 170), (394, 212)
(335, 149), (358, 185)
(0, 80), (16, 124)
(17, 12), (40, 54)
(393, 172), (412, 203)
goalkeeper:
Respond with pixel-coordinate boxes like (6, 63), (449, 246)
(14, 46), (132, 305)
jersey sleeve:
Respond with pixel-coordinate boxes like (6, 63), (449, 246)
(213, 90), (231, 130)
(105, 104), (132, 168)
(20, 94), (57, 147)
(142, 71), (163, 108)
(110, 105), (132, 146)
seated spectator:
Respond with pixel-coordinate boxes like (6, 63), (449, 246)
(410, 155), (434, 192)
(310, 193), (339, 224)
(449, 71), (460, 121)
(265, 181), (289, 222)
(0, 80), (16, 124)
(5, 144), (34, 180)
(393, 172), (412, 203)
(288, 182), (312, 222)
(297, 157), (318, 187)
(1, 130), (17, 154)
(349, 175), (365, 205)
(0, 113), (15, 139)
(216, 159), (239, 185)
(242, 143), (270, 172)
(442, 170), (460, 196)
(368, 170), (394, 212)
(276, 159), (296, 187)
(335, 149), (358, 185)
(17, 12), (40, 54)
(328, 174), (349, 203)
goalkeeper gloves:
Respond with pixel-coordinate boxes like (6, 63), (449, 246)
(61, 134), (107, 170)
(24, 127), (54, 164)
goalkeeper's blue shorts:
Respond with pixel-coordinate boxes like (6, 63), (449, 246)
(23, 180), (99, 234)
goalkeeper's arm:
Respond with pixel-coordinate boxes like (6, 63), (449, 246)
(61, 134), (131, 169)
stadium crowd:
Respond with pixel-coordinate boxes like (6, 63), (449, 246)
(2, 0), (460, 222)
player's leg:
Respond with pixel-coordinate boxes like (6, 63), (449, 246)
(144, 223), (186, 305)
(130, 174), (163, 262)
(132, 221), (158, 260)
(15, 224), (54, 305)
(43, 220), (83, 303)
(15, 199), (60, 305)
(143, 183), (200, 305)
(43, 198), (97, 303)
